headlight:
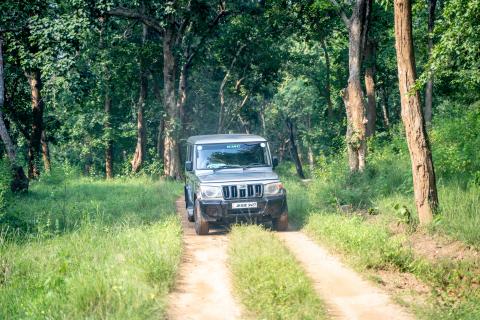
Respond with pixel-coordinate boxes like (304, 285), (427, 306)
(264, 182), (284, 196)
(199, 185), (223, 199)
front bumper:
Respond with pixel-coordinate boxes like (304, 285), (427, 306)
(198, 194), (287, 223)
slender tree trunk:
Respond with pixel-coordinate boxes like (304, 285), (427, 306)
(218, 44), (246, 133)
(424, 0), (437, 125)
(163, 18), (181, 179)
(151, 73), (164, 159)
(321, 39), (334, 120)
(104, 89), (113, 179)
(177, 47), (193, 131)
(308, 146), (314, 173)
(0, 35), (28, 192)
(131, 23), (148, 173)
(364, 40), (377, 137)
(343, 0), (369, 172)
(260, 102), (266, 136)
(394, 0), (438, 225)
(27, 69), (44, 179)
(307, 115), (314, 172)
(380, 85), (390, 128)
(99, 18), (114, 179)
(237, 94), (250, 134)
(0, 37), (15, 162)
(40, 130), (51, 172)
(286, 118), (305, 179)
(278, 138), (287, 162)
(0, 111), (15, 162)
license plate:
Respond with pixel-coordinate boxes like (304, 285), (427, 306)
(232, 202), (257, 209)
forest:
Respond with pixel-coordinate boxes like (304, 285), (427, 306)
(0, 0), (479, 319)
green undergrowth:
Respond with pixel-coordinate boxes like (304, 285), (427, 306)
(228, 225), (326, 320)
(0, 173), (183, 318)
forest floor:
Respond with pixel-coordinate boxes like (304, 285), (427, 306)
(170, 197), (413, 320)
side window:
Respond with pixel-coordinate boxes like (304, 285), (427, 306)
(187, 144), (192, 161)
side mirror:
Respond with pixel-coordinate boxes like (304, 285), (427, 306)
(185, 161), (193, 172)
(272, 156), (279, 169)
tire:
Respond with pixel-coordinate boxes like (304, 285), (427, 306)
(194, 199), (209, 235)
(187, 211), (195, 222)
(272, 212), (288, 231)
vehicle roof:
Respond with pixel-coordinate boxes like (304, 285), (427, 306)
(187, 134), (267, 144)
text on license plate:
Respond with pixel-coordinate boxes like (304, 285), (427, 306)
(232, 202), (257, 209)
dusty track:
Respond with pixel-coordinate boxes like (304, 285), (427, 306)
(167, 199), (242, 320)
(277, 230), (414, 320)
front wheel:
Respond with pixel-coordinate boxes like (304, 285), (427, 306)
(272, 212), (288, 231)
(194, 200), (209, 235)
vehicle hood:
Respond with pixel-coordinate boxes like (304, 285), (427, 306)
(197, 170), (279, 184)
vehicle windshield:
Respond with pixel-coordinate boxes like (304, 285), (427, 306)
(195, 142), (270, 170)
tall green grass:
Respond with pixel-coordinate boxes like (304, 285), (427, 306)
(0, 173), (183, 319)
(229, 225), (326, 320)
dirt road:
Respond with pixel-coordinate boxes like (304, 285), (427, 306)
(277, 231), (414, 320)
(167, 199), (242, 320)
(169, 199), (413, 320)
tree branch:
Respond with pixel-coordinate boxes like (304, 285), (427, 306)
(328, 0), (350, 26)
(106, 7), (163, 34)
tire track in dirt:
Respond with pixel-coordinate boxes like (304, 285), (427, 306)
(167, 199), (242, 320)
(277, 230), (414, 320)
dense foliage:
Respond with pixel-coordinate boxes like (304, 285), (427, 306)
(0, 0), (476, 181)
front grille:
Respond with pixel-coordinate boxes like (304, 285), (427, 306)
(223, 184), (263, 199)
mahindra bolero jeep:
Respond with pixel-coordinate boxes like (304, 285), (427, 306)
(184, 134), (288, 235)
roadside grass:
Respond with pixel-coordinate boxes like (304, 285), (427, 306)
(0, 173), (183, 319)
(228, 225), (326, 320)
(303, 212), (480, 319)
(284, 174), (480, 319)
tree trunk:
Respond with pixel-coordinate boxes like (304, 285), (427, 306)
(321, 39), (334, 120)
(0, 35), (28, 192)
(380, 85), (390, 128)
(177, 47), (193, 131)
(364, 40), (377, 137)
(237, 94), (250, 134)
(259, 102), (266, 136)
(27, 69), (44, 179)
(131, 23), (148, 173)
(41, 130), (51, 173)
(163, 18), (181, 179)
(0, 37), (16, 163)
(104, 89), (113, 179)
(343, 0), (368, 172)
(394, 0), (438, 225)
(308, 145), (314, 173)
(424, 0), (437, 125)
(151, 73), (164, 159)
(286, 118), (305, 179)
(218, 44), (246, 133)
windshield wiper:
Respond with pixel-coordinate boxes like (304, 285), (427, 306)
(243, 163), (268, 169)
(212, 165), (242, 172)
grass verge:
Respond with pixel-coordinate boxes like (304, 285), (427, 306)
(228, 225), (326, 320)
(0, 175), (183, 319)
(302, 211), (480, 319)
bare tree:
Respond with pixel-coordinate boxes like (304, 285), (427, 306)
(394, 0), (438, 224)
